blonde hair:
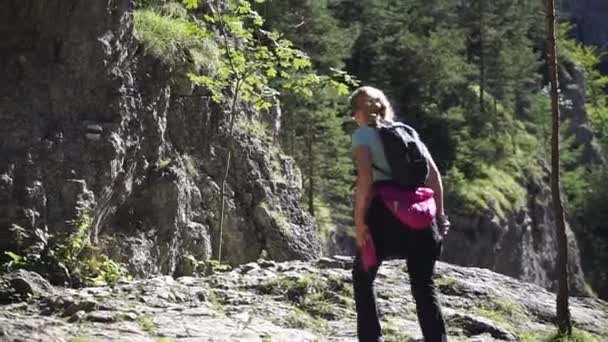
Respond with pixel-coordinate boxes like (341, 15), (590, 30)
(349, 86), (395, 126)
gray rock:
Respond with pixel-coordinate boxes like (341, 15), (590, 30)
(442, 179), (589, 297)
(447, 313), (517, 341)
(0, 258), (606, 342)
(0, 0), (320, 280)
(85, 311), (117, 323)
(0, 270), (53, 303)
(559, 61), (604, 164)
(561, 0), (608, 52)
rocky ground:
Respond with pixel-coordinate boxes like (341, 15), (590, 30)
(0, 257), (607, 342)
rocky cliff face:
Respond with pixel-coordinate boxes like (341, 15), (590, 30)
(565, 0), (608, 49)
(561, 0), (608, 71)
(440, 62), (597, 297)
(1, 257), (606, 341)
(443, 175), (588, 297)
(0, 0), (320, 279)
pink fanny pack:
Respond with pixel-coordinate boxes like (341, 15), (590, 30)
(374, 185), (437, 229)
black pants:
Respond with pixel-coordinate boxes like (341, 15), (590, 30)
(353, 196), (447, 342)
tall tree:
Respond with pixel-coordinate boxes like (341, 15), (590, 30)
(545, 0), (572, 334)
(261, 0), (356, 219)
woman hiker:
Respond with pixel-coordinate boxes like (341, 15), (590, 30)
(349, 86), (449, 342)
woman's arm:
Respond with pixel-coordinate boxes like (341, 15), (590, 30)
(426, 156), (444, 216)
(354, 145), (374, 247)
(426, 155), (450, 237)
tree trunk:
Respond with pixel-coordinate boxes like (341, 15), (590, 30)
(545, 0), (572, 335)
(479, 0), (486, 114)
(307, 122), (315, 216)
(217, 79), (241, 264)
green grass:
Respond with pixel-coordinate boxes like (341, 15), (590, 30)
(258, 202), (292, 235)
(520, 330), (549, 342)
(314, 197), (335, 241)
(258, 274), (349, 320)
(208, 289), (224, 312)
(158, 158), (172, 169)
(238, 118), (271, 141)
(136, 314), (156, 334)
(471, 298), (527, 326)
(134, 7), (219, 72)
(158, 338), (177, 342)
(435, 276), (466, 294)
(541, 329), (598, 342)
(282, 308), (328, 334)
(382, 316), (415, 342)
(67, 338), (101, 342)
(182, 154), (199, 178)
(449, 165), (527, 219)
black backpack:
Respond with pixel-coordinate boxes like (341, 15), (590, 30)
(373, 122), (430, 188)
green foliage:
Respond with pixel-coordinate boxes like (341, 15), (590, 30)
(559, 23), (608, 148)
(183, 255), (231, 276)
(557, 23), (608, 299)
(182, 154), (200, 178)
(205, 258), (232, 274)
(467, 297), (541, 341)
(67, 337), (101, 342)
(2, 212), (128, 287)
(471, 298), (527, 326)
(4, 251), (24, 269)
(180, 0), (349, 108)
(447, 165), (527, 219)
(253, 0), (358, 225)
(382, 316), (415, 342)
(238, 117), (270, 140)
(541, 329), (598, 342)
(435, 276), (466, 295)
(158, 158), (172, 169)
(566, 166), (608, 298)
(258, 274), (350, 320)
(208, 289), (224, 312)
(313, 197), (334, 241)
(137, 314), (157, 334)
(157, 338), (177, 342)
(282, 308), (328, 333)
(259, 0), (356, 72)
(134, 6), (219, 73)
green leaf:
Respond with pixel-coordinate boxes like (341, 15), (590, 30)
(266, 67), (277, 78)
(181, 0), (198, 10)
(331, 81), (350, 96)
(5, 251), (23, 264)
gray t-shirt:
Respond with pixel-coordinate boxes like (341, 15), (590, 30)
(352, 125), (392, 181)
(352, 124), (431, 182)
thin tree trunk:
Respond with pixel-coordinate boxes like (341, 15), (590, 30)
(307, 122), (315, 216)
(218, 79), (242, 264)
(545, 0), (572, 335)
(479, 0), (486, 114)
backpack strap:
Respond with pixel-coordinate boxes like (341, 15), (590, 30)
(372, 163), (392, 177)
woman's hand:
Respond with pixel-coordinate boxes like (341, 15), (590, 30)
(356, 222), (371, 249)
(437, 214), (450, 238)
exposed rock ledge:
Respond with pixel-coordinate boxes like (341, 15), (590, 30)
(1, 257), (606, 342)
